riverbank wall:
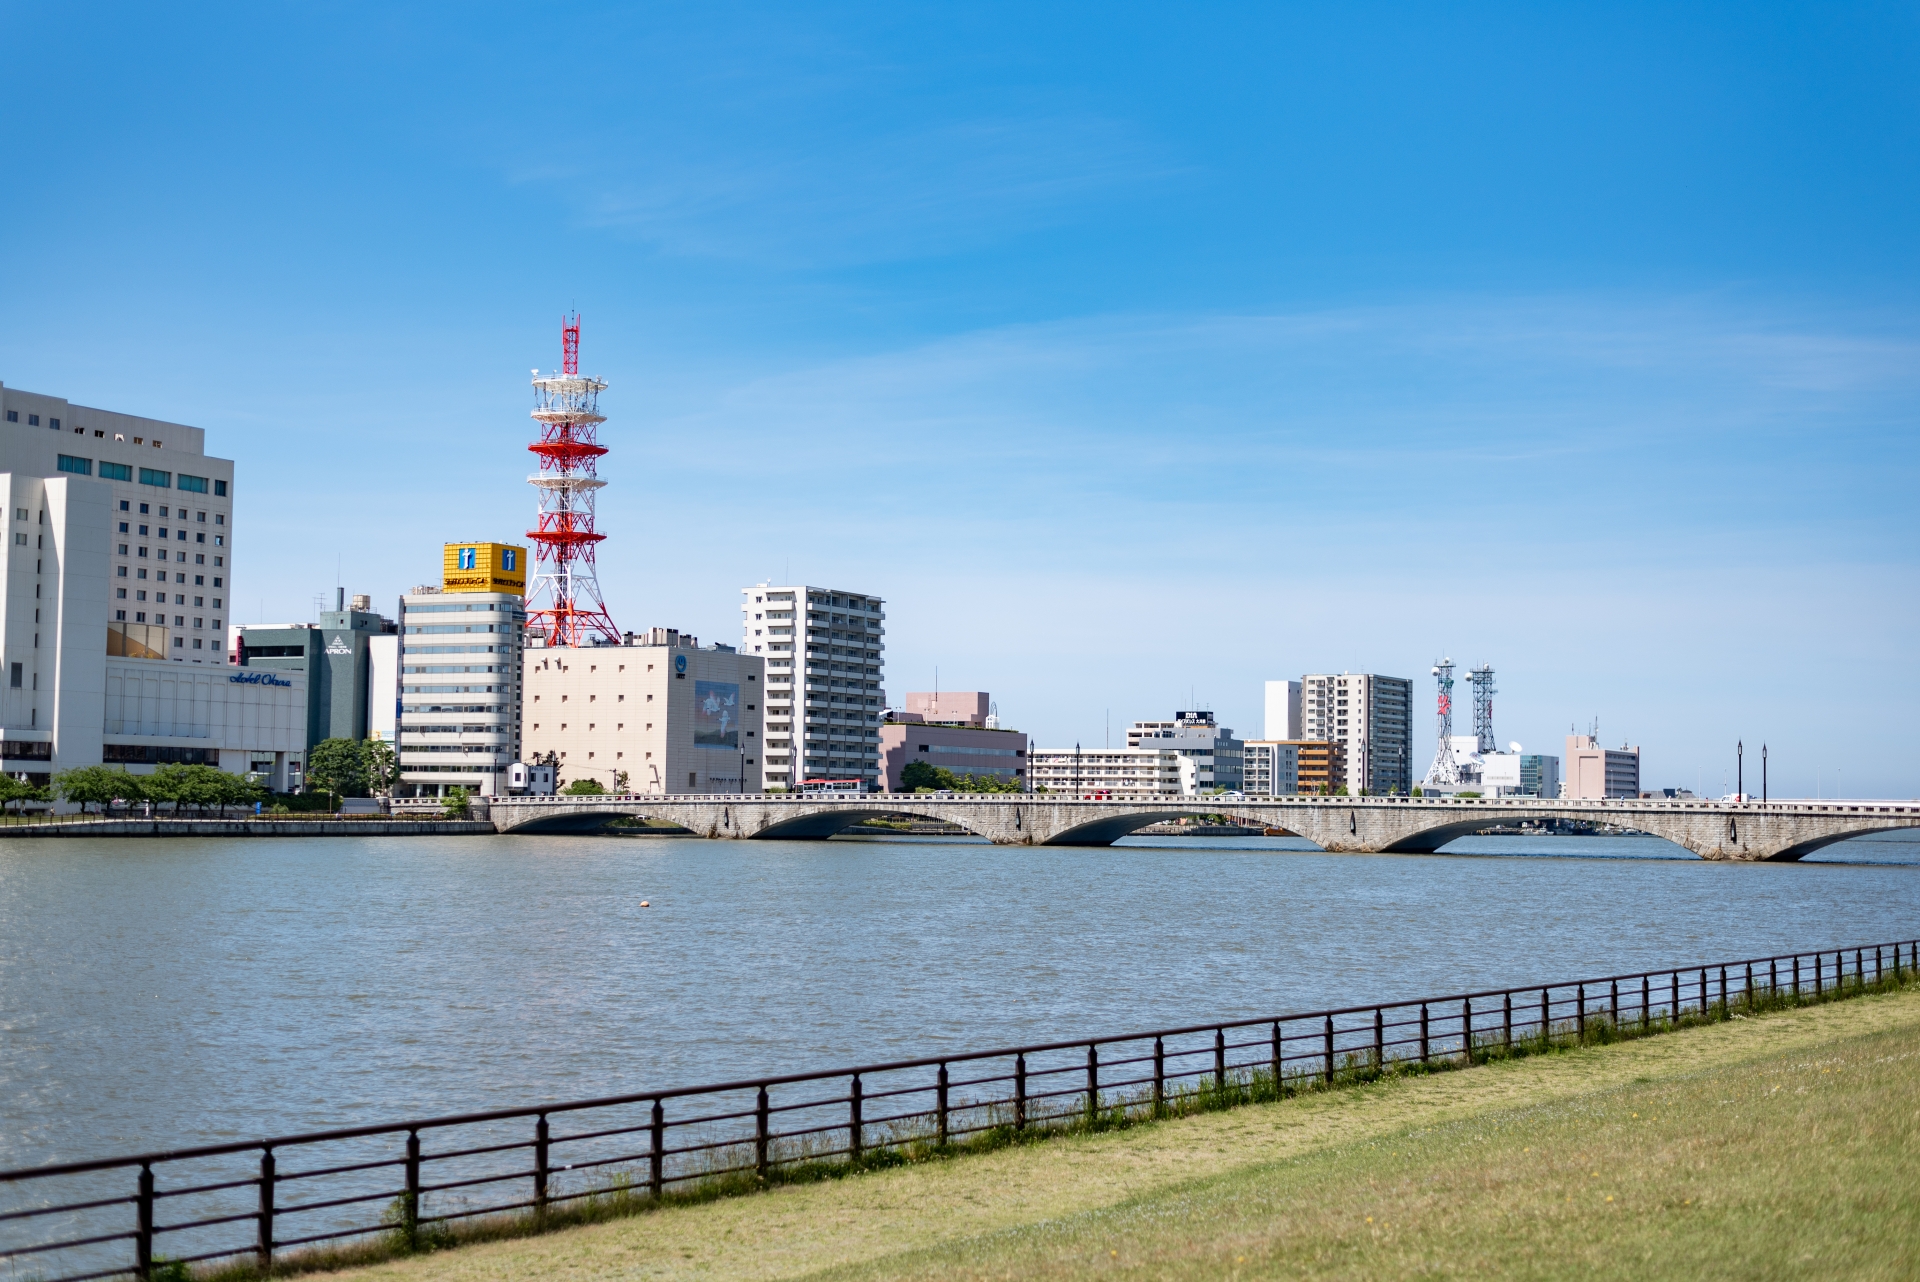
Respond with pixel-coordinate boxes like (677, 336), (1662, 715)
(0, 818), (498, 838)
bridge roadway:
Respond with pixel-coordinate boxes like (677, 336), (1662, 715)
(486, 793), (1920, 861)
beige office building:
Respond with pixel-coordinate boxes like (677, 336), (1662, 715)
(523, 629), (765, 794)
(1301, 672), (1413, 794)
(1565, 733), (1640, 799)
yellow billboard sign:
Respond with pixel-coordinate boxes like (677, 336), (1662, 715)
(442, 542), (528, 596)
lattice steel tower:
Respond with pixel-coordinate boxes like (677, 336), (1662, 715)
(1422, 657), (1460, 788)
(1469, 663), (1496, 754)
(524, 315), (619, 647)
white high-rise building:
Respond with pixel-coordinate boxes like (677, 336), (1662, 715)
(1264, 680), (1301, 741)
(0, 380), (305, 793)
(396, 585), (525, 797)
(1300, 672), (1413, 795)
(741, 583), (885, 790)
(1242, 741), (1301, 796)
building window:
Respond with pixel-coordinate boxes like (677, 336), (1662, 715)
(116, 610), (126, 621)
(177, 474), (208, 493)
(138, 468), (171, 488)
(50, 418), (60, 429)
(215, 514), (224, 525)
(214, 480), (227, 496)
(136, 612), (147, 622)
(118, 545), (128, 555)
(28, 415), (39, 426)
(56, 454), (92, 476)
(99, 462), (132, 482)
(138, 547), (148, 558)
(7, 663), (17, 687)
(116, 588), (126, 598)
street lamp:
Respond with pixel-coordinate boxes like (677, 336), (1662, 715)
(1762, 743), (1768, 804)
(1737, 740), (1743, 801)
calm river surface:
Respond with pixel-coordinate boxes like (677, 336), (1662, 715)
(2, 829), (1917, 1169)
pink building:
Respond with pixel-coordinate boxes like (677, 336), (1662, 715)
(1565, 734), (1641, 799)
(879, 691), (1027, 792)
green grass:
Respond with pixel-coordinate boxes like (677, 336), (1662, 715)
(315, 982), (1920, 1282)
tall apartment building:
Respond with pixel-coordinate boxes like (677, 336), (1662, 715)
(1565, 734), (1639, 799)
(0, 380), (305, 793)
(394, 543), (527, 797)
(1242, 741), (1300, 796)
(1125, 710), (1244, 791)
(1281, 740), (1342, 793)
(741, 583), (885, 791)
(1300, 672), (1413, 794)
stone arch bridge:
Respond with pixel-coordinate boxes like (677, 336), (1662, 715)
(486, 794), (1920, 862)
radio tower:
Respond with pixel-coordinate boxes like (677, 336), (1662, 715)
(1469, 664), (1497, 753)
(1422, 657), (1460, 789)
(524, 315), (619, 647)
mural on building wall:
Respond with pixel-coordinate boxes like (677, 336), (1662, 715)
(694, 680), (740, 749)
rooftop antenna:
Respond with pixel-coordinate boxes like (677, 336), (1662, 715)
(524, 313), (620, 647)
(1422, 657), (1461, 788)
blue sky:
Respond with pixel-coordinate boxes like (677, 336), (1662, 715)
(2, 1), (1917, 795)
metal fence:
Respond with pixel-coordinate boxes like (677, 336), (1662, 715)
(3, 938), (1912, 1281)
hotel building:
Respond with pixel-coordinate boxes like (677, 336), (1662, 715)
(0, 380), (304, 792)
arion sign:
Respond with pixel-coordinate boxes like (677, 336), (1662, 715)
(441, 542), (527, 596)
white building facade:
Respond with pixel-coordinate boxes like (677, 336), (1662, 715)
(1301, 672), (1413, 795)
(740, 583), (885, 791)
(395, 588), (525, 796)
(1029, 746), (1186, 796)
(1125, 711), (1244, 792)
(1241, 740), (1301, 796)
(0, 380), (302, 793)
(1263, 680), (1301, 741)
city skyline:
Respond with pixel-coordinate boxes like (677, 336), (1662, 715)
(1, 3), (1915, 795)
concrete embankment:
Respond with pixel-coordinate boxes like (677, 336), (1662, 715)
(0, 819), (498, 838)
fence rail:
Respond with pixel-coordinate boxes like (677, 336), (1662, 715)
(3, 938), (1913, 1281)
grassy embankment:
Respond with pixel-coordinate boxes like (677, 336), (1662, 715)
(301, 978), (1920, 1282)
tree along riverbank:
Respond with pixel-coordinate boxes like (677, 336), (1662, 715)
(261, 982), (1920, 1281)
(0, 818), (495, 838)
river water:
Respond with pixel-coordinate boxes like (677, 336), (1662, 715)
(2, 829), (1917, 1171)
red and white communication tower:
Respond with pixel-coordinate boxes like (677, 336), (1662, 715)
(525, 315), (620, 647)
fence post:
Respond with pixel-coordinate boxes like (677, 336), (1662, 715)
(1771, 958), (1779, 998)
(1609, 981), (1618, 1029)
(1014, 1054), (1027, 1130)
(1323, 1015), (1335, 1085)
(257, 1147), (275, 1275)
(755, 1088), (770, 1177)
(1576, 985), (1586, 1042)
(1214, 1028), (1226, 1093)
(404, 1130), (422, 1250)
(1746, 962), (1754, 1010)
(1087, 1044), (1100, 1118)
(1700, 968), (1708, 1013)
(534, 1113), (550, 1218)
(1719, 966), (1728, 1015)
(1270, 1022), (1283, 1093)
(1641, 977), (1650, 1032)
(649, 1100), (664, 1199)
(1539, 989), (1549, 1044)
(1876, 947), (1883, 985)
(937, 1064), (950, 1144)
(1671, 971), (1680, 1020)
(1855, 949), (1863, 991)
(134, 1161), (155, 1280)
(849, 1075), (864, 1161)
(1813, 955), (1822, 998)
(1461, 999), (1472, 1064)
(1375, 1008), (1386, 1071)
(1419, 1004), (1429, 1063)
(1153, 1038), (1165, 1114)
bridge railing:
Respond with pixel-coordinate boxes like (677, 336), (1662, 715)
(485, 792), (1919, 812)
(4, 936), (1914, 1281)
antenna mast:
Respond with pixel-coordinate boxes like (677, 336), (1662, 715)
(1469, 664), (1496, 753)
(1422, 657), (1460, 788)
(524, 314), (620, 648)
